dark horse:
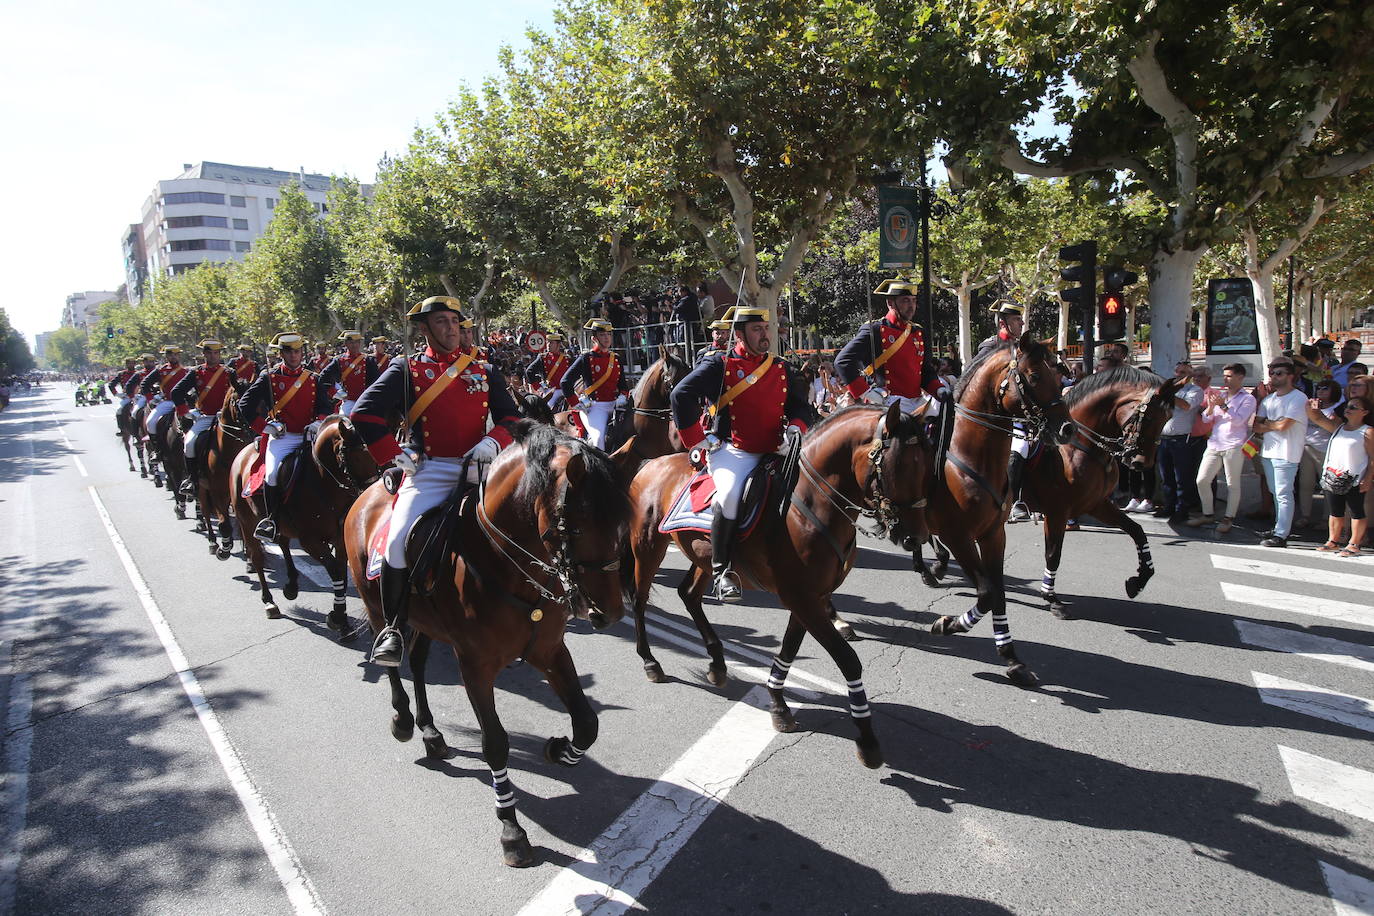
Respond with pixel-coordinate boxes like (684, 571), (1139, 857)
(229, 426), (354, 630)
(925, 333), (1076, 685)
(343, 423), (633, 867)
(116, 400), (146, 476)
(625, 403), (930, 768)
(197, 390), (255, 560)
(1021, 366), (1182, 618)
(146, 410), (191, 518)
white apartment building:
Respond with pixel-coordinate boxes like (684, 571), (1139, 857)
(62, 291), (120, 330)
(136, 161), (361, 283)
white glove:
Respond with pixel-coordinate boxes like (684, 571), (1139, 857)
(577, 397), (592, 411)
(464, 435), (502, 464)
(305, 420), (322, 439)
(265, 419), (285, 439)
(394, 447), (422, 475)
(861, 388), (887, 406)
(705, 432), (722, 452)
(188, 408), (203, 421)
(615, 393), (629, 407)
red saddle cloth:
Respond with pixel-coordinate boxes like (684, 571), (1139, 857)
(365, 493), (402, 580)
(241, 434), (270, 499)
(659, 466), (769, 539)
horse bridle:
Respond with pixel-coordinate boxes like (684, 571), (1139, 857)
(1073, 387), (1165, 462)
(322, 419), (381, 492)
(954, 341), (1064, 443)
(800, 414), (927, 539)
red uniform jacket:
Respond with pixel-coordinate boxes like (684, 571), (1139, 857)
(238, 365), (331, 434)
(672, 345), (810, 454)
(560, 348), (627, 403)
(140, 363), (191, 416)
(170, 363), (232, 413)
(834, 308), (941, 399)
(230, 356), (258, 384)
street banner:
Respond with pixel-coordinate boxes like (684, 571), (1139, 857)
(1205, 278), (1260, 354)
(878, 186), (919, 269)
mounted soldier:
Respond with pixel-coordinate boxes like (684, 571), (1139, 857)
(370, 336), (391, 372)
(229, 343), (258, 387)
(695, 306), (734, 364)
(524, 330), (571, 409)
(310, 341), (333, 373)
(126, 354), (157, 412)
(170, 339), (232, 496)
(140, 345), (191, 436)
(318, 330), (380, 416)
(975, 299), (1027, 358)
(236, 332), (333, 542)
(834, 278), (943, 416)
(349, 295), (522, 667)
(561, 317), (631, 449)
(110, 357), (139, 432)
(670, 307), (811, 602)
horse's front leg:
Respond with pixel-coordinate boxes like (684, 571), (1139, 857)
(409, 633), (446, 759)
(975, 526), (1036, 687)
(534, 642), (597, 769)
(277, 537), (300, 601)
(632, 530), (671, 683)
(459, 656), (535, 868)
(678, 562), (726, 687)
(1041, 511), (1071, 619)
(1092, 498), (1154, 597)
(765, 613), (808, 733)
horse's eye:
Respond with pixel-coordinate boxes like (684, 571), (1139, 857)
(1029, 373), (1041, 384)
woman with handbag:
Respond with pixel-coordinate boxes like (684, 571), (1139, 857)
(1307, 395), (1374, 556)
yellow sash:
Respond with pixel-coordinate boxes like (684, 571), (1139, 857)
(340, 355), (365, 382)
(581, 352), (618, 397)
(862, 324), (911, 378)
(269, 369), (311, 419)
(406, 353), (475, 427)
(546, 353), (566, 381)
(195, 366), (226, 410)
(708, 354), (775, 417)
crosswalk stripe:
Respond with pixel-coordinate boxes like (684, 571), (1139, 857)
(1253, 672), (1374, 734)
(1321, 861), (1374, 916)
(1279, 746), (1374, 824)
(1236, 621), (1374, 674)
(1214, 541), (1374, 565)
(1221, 582), (1374, 630)
(1213, 553), (1374, 593)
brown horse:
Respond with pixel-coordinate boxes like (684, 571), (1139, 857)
(115, 400), (146, 475)
(625, 402), (930, 769)
(925, 334), (1076, 685)
(196, 388), (254, 559)
(343, 422), (633, 867)
(229, 426), (354, 631)
(1021, 367), (1182, 618)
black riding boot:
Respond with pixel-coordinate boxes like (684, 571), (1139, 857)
(180, 454), (199, 495)
(253, 485), (278, 542)
(371, 562), (411, 667)
(1007, 452), (1029, 521)
(711, 510), (743, 603)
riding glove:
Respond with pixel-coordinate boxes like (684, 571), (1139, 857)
(265, 419), (285, 439)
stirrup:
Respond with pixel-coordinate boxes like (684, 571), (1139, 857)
(254, 518), (277, 543)
(714, 570), (743, 603)
(370, 626), (404, 667)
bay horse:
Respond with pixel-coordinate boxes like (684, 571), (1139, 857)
(228, 427), (354, 631)
(925, 333), (1076, 686)
(196, 387), (254, 560)
(1021, 367), (1183, 618)
(342, 422), (633, 867)
(115, 400), (146, 475)
(624, 402), (930, 769)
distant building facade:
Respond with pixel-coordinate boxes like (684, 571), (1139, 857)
(62, 291), (120, 330)
(122, 224), (149, 304)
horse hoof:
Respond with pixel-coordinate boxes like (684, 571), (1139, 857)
(643, 661), (668, 684)
(153, 479), (163, 489)
(421, 727), (448, 760)
(770, 709), (797, 733)
(834, 619), (857, 641)
(216, 547), (232, 561)
(390, 714), (415, 743)
(1125, 576), (1146, 599)
(206, 541), (218, 555)
(930, 616), (962, 636)
(1048, 600), (1072, 621)
(706, 664), (727, 688)
(856, 741), (884, 770)
(500, 826), (536, 869)
(282, 583), (299, 601)
(140, 470), (148, 479)
(264, 603), (282, 620)
(327, 610), (349, 633)
(175, 508), (186, 520)
(1006, 663), (1039, 688)
(932, 562), (949, 579)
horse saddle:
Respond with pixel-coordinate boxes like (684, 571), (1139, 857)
(241, 440), (307, 501)
(659, 455), (780, 538)
(366, 480), (474, 598)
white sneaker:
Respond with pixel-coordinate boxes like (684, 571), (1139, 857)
(1124, 498), (1142, 512)
(1136, 499), (1155, 514)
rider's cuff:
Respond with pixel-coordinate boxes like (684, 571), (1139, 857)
(787, 420), (807, 435)
(847, 377), (870, 397)
(487, 425), (514, 450)
(250, 418), (266, 434)
(680, 420), (707, 449)
(366, 437), (402, 464)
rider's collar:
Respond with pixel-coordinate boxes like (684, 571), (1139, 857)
(732, 343), (768, 361)
(591, 342), (609, 354)
(885, 307), (908, 327)
(423, 345), (473, 363)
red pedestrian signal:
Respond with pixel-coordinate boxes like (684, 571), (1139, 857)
(1098, 294), (1126, 340)
(1102, 295), (1123, 315)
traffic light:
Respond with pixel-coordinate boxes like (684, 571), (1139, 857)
(1098, 292), (1127, 341)
(1059, 241), (1097, 311)
(106, 325), (115, 339)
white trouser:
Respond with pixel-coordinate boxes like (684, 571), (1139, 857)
(546, 389), (565, 410)
(117, 396), (131, 412)
(148, 398), (176, 433)
(340, 399), (356, 417)
(1011, 422), (1030, 458)
(264, 432), (304, 486)
(133, 395), (147, 411)
(384, 457), (464, 568)
(1196, 445), (1245, 519)
(184, 414), (215, 458)
(707, 444), (766, 521)
(579, 400), (616, 449)
(885, 392), (937, 417)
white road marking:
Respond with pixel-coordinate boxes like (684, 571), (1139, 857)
(261, 545), (332, 590)
(0, 663), (33, 914)
(71, 455), (87, 477)
(1321, 861), (1374, 915)
(518, 686), (780, 916)
(635, 621), (823, 703)
(1252, 672), (1374, 735)
(1222, 582), (1374, 630)
(1213, 553), (1374, 593)
(87, 487), (326, 916)
(1214, 541), (1374, 564)
(1279, 746), (1374, 825)
(1235, 621), (1374, 674)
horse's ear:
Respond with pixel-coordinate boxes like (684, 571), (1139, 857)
(1018, 330), (1036, 351)
(1160, 377), (1184, 398)
(659, 343), (668, 362)
(884, 401), (903, 436)
(565, 450), (587, 487)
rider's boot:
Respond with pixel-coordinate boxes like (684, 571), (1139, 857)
(370, 562), (411, 667)
(180, 454), (199, 495)
(710, 509), (743, 603)
(253, 484), (278, 542)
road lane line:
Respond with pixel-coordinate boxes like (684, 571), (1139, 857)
(636, 622), (823, 702)
(1252, 672), (1374, 735)
(0, 665), (33, 914)
(1321, 861), (1374, 915)
(1221, 582), (1374, 629)
(87, 486), (326, 916)
(1278, 746), (1374, 825)
(1235, 621), (1374, 674)
(71, 455), (87, 478)
(518, 686), (779, 916)
(1213, 553), (1374, 592)
(261, 545), (332, 590)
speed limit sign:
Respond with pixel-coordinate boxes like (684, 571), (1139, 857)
(526, 330), (547, 353)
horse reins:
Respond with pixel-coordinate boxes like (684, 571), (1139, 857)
(796, 414), (926, 540)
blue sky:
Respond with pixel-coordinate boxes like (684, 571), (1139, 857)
(0, 0), (558, 343)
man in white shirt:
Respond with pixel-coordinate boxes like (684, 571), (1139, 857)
(1252, 359), (1310, 547)
(1155, 361), (1205, 521)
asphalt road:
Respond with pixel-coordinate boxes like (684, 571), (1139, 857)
(2, 384), (1371, 915)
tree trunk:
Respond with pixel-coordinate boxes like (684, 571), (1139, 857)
(957, 284), (973, 365)
(1057, 299), (1069, 352)
(533, 279), (575, 332)
(1246, 267), (1282, 371)
(1147, 246), (1206, 373)
(439, 274), (460, 299)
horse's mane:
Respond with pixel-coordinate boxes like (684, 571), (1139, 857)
(953, 339), (1053, 401)
(510, 420), (629, 523)
(1063, 365), (1164, 406)
(807, 403), (881, 435)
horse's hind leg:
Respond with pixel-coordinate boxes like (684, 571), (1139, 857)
(534, 642), (597, 769)
(242, 531), (281, 619)
(386, 665), (414, 742)
(765, 614), (809, 733)
(278, 538), (300, 601)
(302, 535), (350, 636)
(409, 633), (446, 758)
(678, 563), (726, 687)
(1093, 499), (1153, 597)
(827, 600), (857, 641)
(931, 536), (951, 578)
(459, 656), (535, 868)
(631, 531), (671, 683)
(1041, 512), (1071, 620)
